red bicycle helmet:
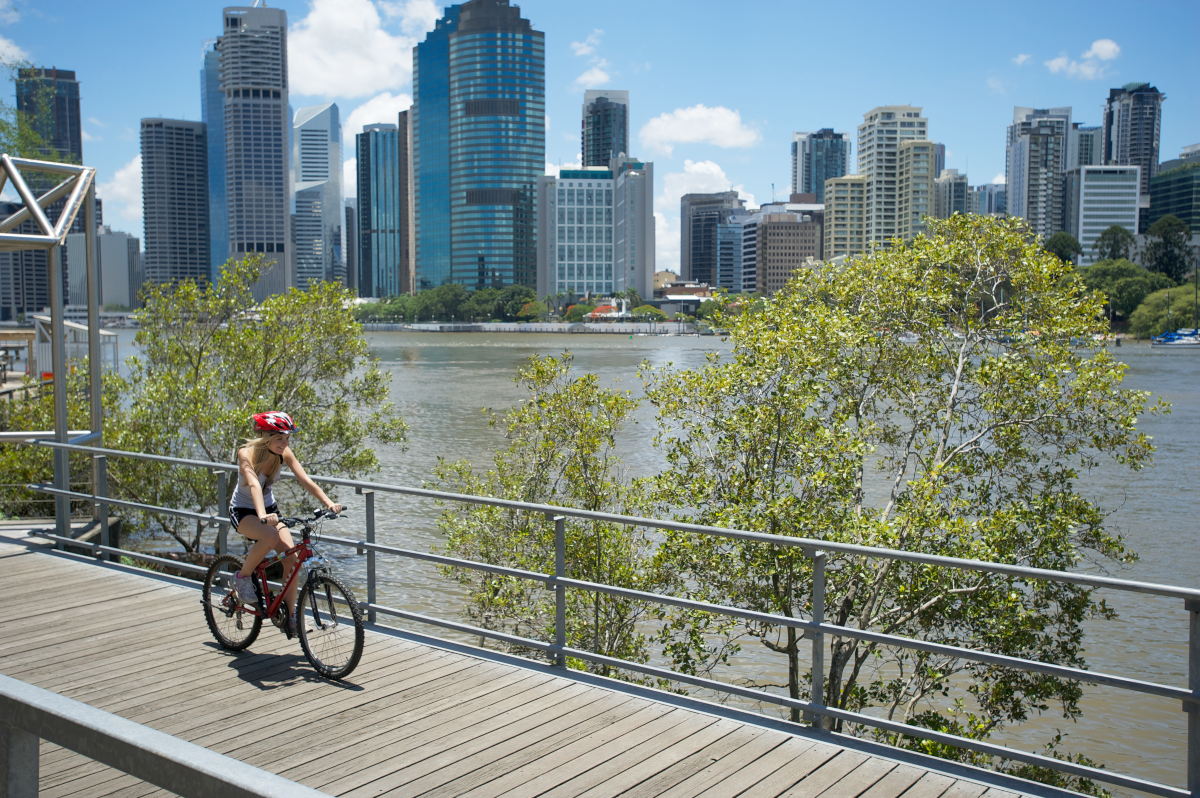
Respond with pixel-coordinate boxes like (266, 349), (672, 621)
(253, 411), (296, 434)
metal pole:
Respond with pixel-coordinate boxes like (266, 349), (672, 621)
(214, 470), (228, 556)
(94, 454), (108, 562)
(365, 490), (376, 625)
(48, 244), (69, 538)
(1188, 599), (1200, 797)
(0, 719), (39, 798)
(83, 181), (101, 467)
(552, 514), (566, 667)
(809, 550), (826, 729)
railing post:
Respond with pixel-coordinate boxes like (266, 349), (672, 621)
(1188, 599), (1200, 796)
(807, 550), (826, 729)
(0, 718), (39, 798)
(361, 488), (376, 625)
(551, 514), (566, 667)
(214, 470), (228, 556)
(94, 454), (108, 562)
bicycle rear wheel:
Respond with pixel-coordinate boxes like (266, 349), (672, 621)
(297, 573), (364, 679)
(202, 554), (262, 651)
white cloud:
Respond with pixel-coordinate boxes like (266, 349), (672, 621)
(1012, 54), (1031, 66)
(290, 0), (421, 99)
(80, 130), (100, 142)
(574, 60), (611, 90)
(378, 0), (440, 36)
(1084, 39), (1120, 60)
(98, 155), (143, 224)
(987, 77), (1007, 95)
(0, 6), (17, 24)
(545, 154), (582, 175)
(343, 92), (413, 143)
(343, 157), (357, 203)
(640, 105), (761, 156)
(654, 159), (755, 271)
(571, 29), (603, 57)
(655, 211), (679, 275)
(1045, 39), (1120, 80)
(992, 172), (1006, 184)
(0, 34), (28, 61)
(87, 116), (108, 128)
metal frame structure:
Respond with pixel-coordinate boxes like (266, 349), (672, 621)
(0, 154), (103, 537)
(21, 439), (1200, 798)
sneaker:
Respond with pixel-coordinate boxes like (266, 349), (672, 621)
(233, 572), (257, 605)
(288, 608), (312, 638)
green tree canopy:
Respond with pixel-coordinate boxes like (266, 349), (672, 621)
(643, 215), (1158, 780)
(564, 303), (595, 322)
(517, 300), (548, 321)
(1092, 225), (1137, 262)
(1142, 214), (1195, 283)
(1129, 285), (1200, 336)
(1043, 232), (1082, 264)
(631, 304), (666, 321)
(1077, 258), (1174, 318)
(0, 60), (68, 162)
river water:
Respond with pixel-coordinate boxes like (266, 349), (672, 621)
(113, 329), (1197, 789)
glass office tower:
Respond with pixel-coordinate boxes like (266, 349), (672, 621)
(413, 0), (544, 290)
(201, 43), (229, 281)
(357, 124), (405, 298)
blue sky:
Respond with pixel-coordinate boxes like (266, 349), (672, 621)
(4, 0), (1197, 272)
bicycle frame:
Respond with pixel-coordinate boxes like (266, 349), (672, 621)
(247, 535), (313, 621)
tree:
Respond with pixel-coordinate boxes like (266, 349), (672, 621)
(0, 60), (68, 162)
(564, 303), (595, 322)
(1092, 225), (1136, 262)
(1142, 215), (1195, 283)
(102, 256), (407, 551)
(1078, 259), (1173, 319)
(1043, 232), (1083, 264)
(517, 300), (548, 322)
(1129, 286), (1200, 336)
(631, 304), (666, 322)
(644, 214), (1158, 782)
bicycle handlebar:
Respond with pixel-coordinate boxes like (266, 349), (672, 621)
(278, 508), (346, 529)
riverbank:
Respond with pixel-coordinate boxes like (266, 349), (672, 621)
(363, 321), (701, 335)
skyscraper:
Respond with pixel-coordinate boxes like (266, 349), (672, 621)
(933, 143), (946, 178)
(1070, 122), (1102, 170)
(823, 174), (868, 260)
(1006, 107), (1072, 239)
(141, 118), (210, 286)
(412, 0), (545, 291)
(613, 155), (654, 301)
(1103, 83), (1165, 196)
(680, 191), (745, 284)
(934, 169), (970, 219)
(897, 140), (935, 240)
(217, 5), (292, 299)
(293, 103), (343, 288)
(582, 91), (629, 167)
(356, 121), (410, 298)
(1064, 165), (1140, 265)
(15, 67), (82, 164)
(201, 42), (229, 281)
(857, 105), (929, 246)
(791, 129), (850, 203)
(345, 201), (358, 293)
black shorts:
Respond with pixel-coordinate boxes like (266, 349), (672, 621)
(228, 503), (278, 532)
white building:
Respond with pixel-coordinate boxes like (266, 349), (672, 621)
(537, 155), (654, 301)
(1006, 107), (1072, 239)
(934, 169), (970, 219)
(293, 103), (343, 288)
(1064, 165), (1140, 266)
(857, 105), (929, 246)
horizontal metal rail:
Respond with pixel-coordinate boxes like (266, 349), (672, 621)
(31, 484), (222, 526)
(0, 673), (332, 797)
(321, 534), (555, 585)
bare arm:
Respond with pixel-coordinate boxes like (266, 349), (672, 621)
(282, 448), (342, 512)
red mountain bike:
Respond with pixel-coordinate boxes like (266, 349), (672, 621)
(201, 509), (365, 679)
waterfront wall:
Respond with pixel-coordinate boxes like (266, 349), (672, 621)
(363, 321), (701, 334)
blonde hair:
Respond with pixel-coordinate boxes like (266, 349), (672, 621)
(239, 433), (285, 489)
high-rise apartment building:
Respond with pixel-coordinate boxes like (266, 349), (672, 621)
(293, 103), (343, 288)
(141, 118), (210, 286)
(345, 201), (358, 292)
(412, 0), (545, 291)
(680, 191), (746, 284)
(897, 140), (936, 240)
(1070, 123), (1102, 170)
(1064, 165), (1140, 265)
(1006, 107), (1072, 239)
(536, 155), (654, 300)
(582, 91), (629, 167)
(791, 129), (850, 203)
(16, 67), (82, 165)
(934, 169), (969, 219)
(822, 175), (867, 259)
(356, 121), (411, 298)
(975, 183), (1006, 215)
(1103, 83), (1165, 196)
(933, 143), (946, 179)
(857, 105), (928, 246)
(201, 42), (229, 280)
(97, 226), (142, 308)
(217, 5), (292, 299)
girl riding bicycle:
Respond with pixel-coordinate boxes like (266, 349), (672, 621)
(229, 411), (342, 634)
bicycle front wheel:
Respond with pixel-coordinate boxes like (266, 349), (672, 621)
(297, 573), (364, 679)
(202, 554), (262, 650)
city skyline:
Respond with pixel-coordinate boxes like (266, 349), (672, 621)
(4, 0), (1197, 275)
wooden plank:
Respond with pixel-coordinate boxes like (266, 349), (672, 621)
(977, 789), (1023, 798)
(936, 781), (990, 798)
(654, 731), (792, 798)
(887, 771), (956, 798)
(809, 757), (897, 798)
(854, 763), (928, 798)
(775, 750), (872, 798)
(689, 737), (824, 798)
(619, 723), (772, 798)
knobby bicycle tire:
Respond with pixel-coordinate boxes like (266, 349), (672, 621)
(202, 554), (262, 650)
(297, 573), (364, 679)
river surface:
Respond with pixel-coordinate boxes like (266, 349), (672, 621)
(113, 329), (1198, 789)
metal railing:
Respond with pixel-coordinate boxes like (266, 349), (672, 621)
(18, 439), (1200, 798)
(0, 673), (331, 797)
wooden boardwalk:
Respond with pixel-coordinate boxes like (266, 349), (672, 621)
(0, 532), (1054, 798)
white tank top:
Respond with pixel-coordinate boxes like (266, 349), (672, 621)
(230, 454), (282, 509)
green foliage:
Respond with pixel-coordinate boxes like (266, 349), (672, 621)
(0, 59), (68, 162)
(643, 214), (1158, 770)
(1128, 285), (1200, 336)
(1142, 214), (1195, 283)
(564, 304), (595, 322)
(1043, 232), (1083, 264)
(1077, 259), (1174, 318)
(518, 300), (548, 322)
(631, 304), (666, 321)
(434, 354), (732, 680)
(101, 255), (406, 551)
(695, 299), (721, 321)
(1091, 225), (1136, 263)
(353, 284), (537, 323)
